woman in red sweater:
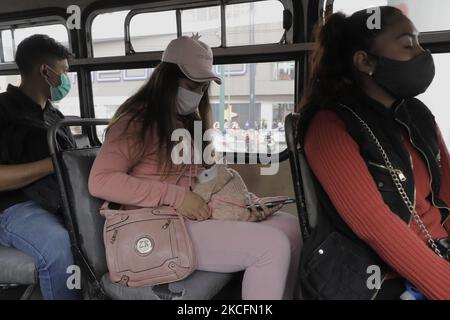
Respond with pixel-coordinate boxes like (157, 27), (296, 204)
(300, 6), (450, 299)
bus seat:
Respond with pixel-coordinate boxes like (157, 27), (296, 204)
(49, 119), (235, 300)
(285, 113), (319, 241)
(0, 246), (37, 285)
(59, 147), (107, 279)
(73, 134), (91, 149)
(0, 245), (37, 299)
(101, 270), (233, 300)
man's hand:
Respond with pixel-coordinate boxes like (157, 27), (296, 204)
(0, 158), (54, 192)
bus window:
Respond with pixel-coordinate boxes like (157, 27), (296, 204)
(182, 6), (221, 47)
(91, 62), (295, 154)
(91, 68), (152, 140)
(1, 30), (14, 62)
(130, 10), (178, 52)
(92, 1), (287, 55)
(1, 24), (69, 63)
(91, 11), (129, 57)
(0, 75), (20, 92)
(419, 53), (450, 146)
(333, 0), (450, 32)
(226, 0), (285, 46)
(14, 24), (69, 49)
(210, 62), (294, 154)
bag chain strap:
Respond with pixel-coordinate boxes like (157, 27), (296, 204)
(341, 105), (444, 258)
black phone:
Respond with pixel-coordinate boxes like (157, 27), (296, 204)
(246, 198), (296, 210)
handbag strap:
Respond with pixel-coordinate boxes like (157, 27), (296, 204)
(175, 164), (191, 186)
(340, 104), (444, 259)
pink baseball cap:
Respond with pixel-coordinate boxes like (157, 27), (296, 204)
(162, 36), (222, 85)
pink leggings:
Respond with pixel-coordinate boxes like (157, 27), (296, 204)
(185, 212), (302, 300)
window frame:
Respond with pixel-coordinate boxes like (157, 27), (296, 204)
(124, 8), (181, 55)
(87, 0), (294, 58)
(0, 16), (73, 64)
(0, 10), (74, 71)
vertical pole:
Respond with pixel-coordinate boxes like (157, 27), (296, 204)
(249, 2), (256, 130)
(176, 10), (182, 38)
(0, 31), (4, 63)
(11, 28), (16, 59)
(219, 65), (225, 132)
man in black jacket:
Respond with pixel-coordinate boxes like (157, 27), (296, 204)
(0, 35), (79, 299)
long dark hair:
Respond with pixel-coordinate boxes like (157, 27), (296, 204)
(108, 62), (212, 173)
(300, 6), (404, 111)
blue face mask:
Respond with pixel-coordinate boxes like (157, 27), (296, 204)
(45, 66), (71, 102)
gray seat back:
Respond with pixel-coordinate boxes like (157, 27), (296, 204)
(285, 113), (320, 240)
(73, 134), (91, 149)
(60, 148), (108, 277)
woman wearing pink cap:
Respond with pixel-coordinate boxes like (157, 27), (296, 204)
(88, 35), (301, 300)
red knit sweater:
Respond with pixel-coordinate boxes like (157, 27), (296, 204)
(304, 110), (450, 300)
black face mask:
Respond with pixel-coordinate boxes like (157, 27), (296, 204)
(370, 50), (435, 99)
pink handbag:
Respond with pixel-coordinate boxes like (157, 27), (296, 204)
(100, 166), (196, 287)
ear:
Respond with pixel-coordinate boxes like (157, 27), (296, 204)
(39, 64), (49, 78)
(353, 50), (376, 76)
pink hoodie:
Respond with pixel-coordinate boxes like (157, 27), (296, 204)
(88, 117), (201, 209)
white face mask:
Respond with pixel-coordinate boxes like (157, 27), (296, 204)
(177, 86), (203, 115)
